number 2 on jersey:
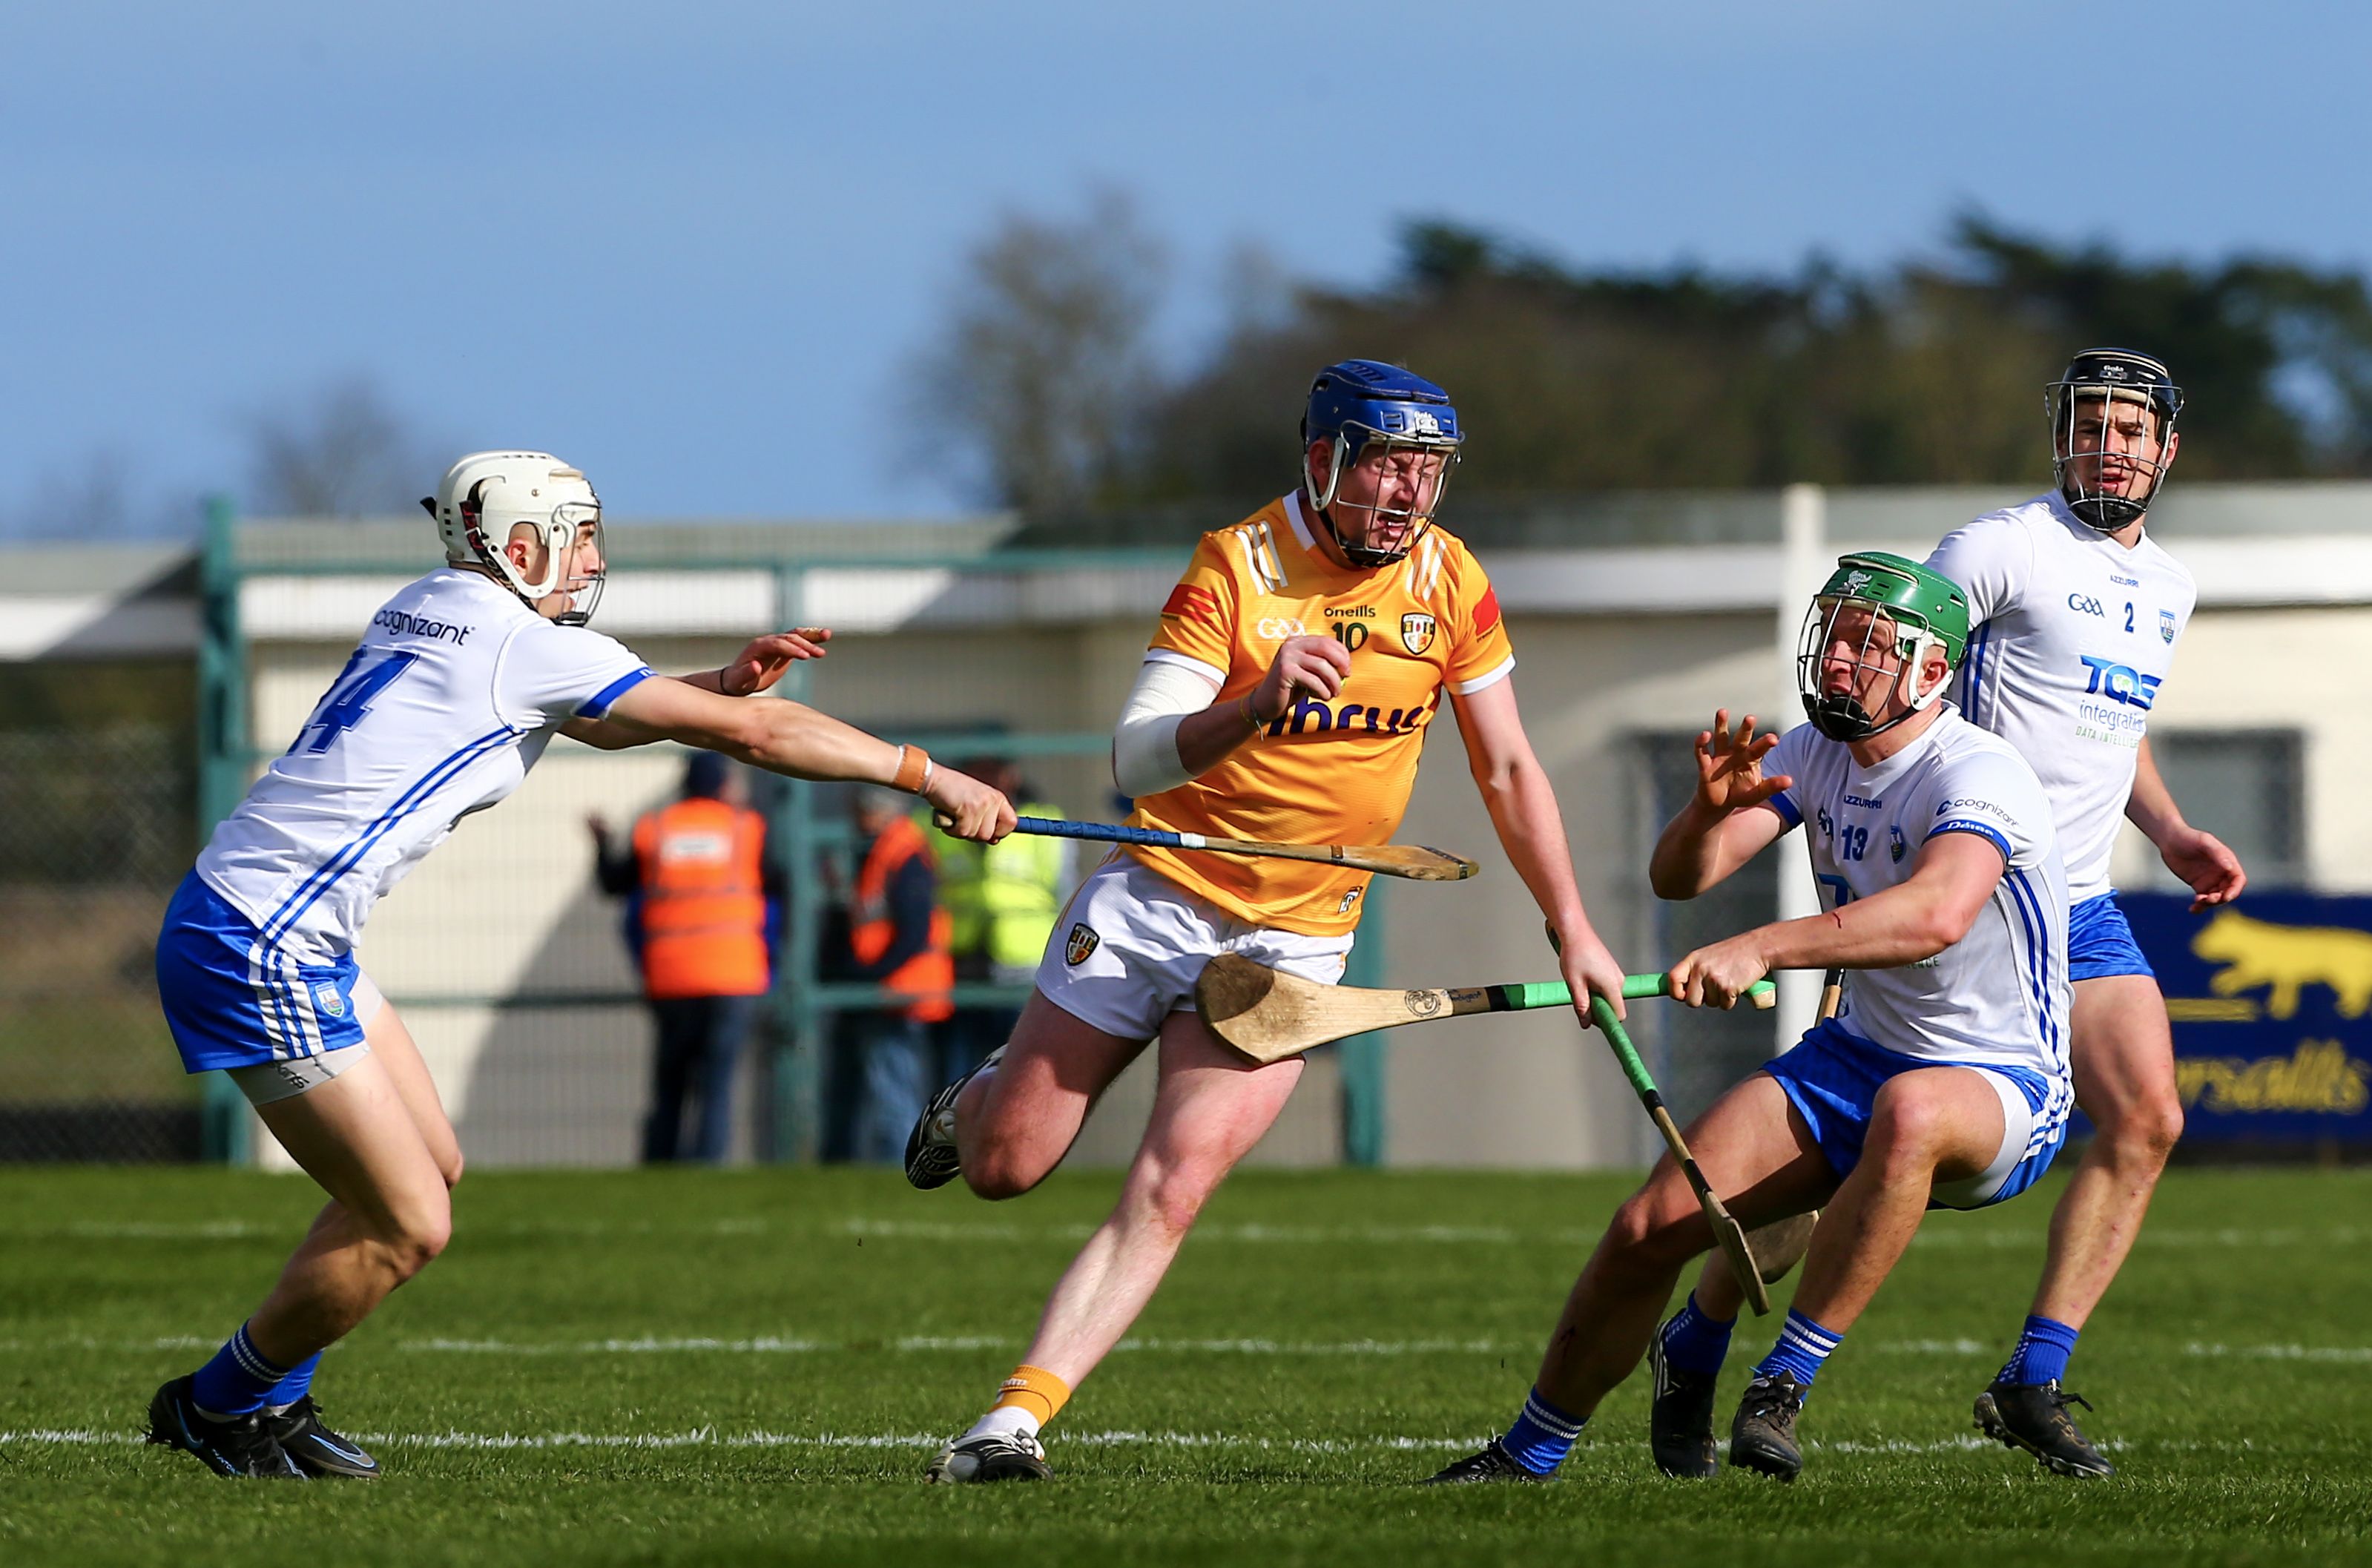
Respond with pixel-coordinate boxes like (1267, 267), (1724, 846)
(293, 650), (421, 754)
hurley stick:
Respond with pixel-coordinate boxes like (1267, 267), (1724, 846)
(1589, 993), (1773, 1317)
(1007, 817), (1477, 882)
(1195, 954), (1773, 1066)
(1539, 923), (1770, 1314)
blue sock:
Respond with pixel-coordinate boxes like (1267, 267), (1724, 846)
(1999, 1314), (2081, 1387)
(1753, 1308), (1844, 1394)
(266, 1352), (322, 1412)
(189, 1322), (293, 1419)
(1659, 1291), (1736, 1377)
(1500, 1385), (1587, 1475)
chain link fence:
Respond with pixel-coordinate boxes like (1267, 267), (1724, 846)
(0, 725), (200, 1159)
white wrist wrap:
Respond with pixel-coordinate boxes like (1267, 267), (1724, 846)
(1113, 657), (1219, 797)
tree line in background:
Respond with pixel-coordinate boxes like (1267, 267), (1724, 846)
(918, 195), (2372, 519)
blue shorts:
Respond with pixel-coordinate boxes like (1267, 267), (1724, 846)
(1762, 1019), (2070, 1210)
(156, 872), (368, 1073)
(2068, 893), (2154, 982)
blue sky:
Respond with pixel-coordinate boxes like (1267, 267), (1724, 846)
(4, 1), (2366, 530)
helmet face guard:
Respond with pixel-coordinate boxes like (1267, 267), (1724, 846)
(1306, 429), (1461, 567)
(1797, 553), (1971, 742)
(2048, 349), (2182, 532)
(1301, 359), (1463, 567)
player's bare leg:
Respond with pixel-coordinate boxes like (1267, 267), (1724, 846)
(1976, 973), (2177, 1478)
(148, 1047), (452, 1479)
(363, 996), (466, 1190)
(236, 999), (461, 1478)
(1013, 1009), (1302, 1381)
(1533, 1074), (1831, 1417)
(2031, 975), (2181, 1328)
(246, 1054), (456, 1363)
(1728, 1067), (2006, 1481)
(1787, 1068), (2005, 1331)
(928, 1008), (1302, 1481)
(952, 991), (1148, 1199)
(1430, 1074), (1829, 1485)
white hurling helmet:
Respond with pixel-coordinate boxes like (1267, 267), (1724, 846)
(421, 452), (605, 625)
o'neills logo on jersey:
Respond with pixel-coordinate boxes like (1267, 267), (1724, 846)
(1400, 613), (1437, 655)
(1065, 923), (1099, 966)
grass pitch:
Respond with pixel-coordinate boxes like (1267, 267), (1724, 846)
(2, 1163), (2368, 1567)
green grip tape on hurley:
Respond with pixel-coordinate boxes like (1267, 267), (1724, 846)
(1589, 994), (1662, 1099)
(1508, 975), (1774, 1009)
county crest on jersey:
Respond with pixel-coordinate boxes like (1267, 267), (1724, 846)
(1130, 493), (1515, 935)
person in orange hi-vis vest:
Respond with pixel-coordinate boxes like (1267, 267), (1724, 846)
(825, 785), (954, 1162)
(590, 751), (783, 1163)
(905, 360), (1630, 1484)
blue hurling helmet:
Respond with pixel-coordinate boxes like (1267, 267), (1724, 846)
(1300, 359), (1464, 567)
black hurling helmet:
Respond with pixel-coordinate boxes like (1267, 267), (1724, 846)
(2047, 348), (2182, 533)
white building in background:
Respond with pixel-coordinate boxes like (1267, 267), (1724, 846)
(4, 483), (2358, 1169)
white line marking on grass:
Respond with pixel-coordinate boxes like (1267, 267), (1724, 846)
(388, 1334), (1519, 1357)
(22, 1216), (2363, 1255)
(0, 1426), (2167, 1458)
(2185, 1340), (2372, 1363)
(406, 1337), (829, 1355)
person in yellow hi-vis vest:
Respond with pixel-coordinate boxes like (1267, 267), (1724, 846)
(931, 757), (1074, 1081)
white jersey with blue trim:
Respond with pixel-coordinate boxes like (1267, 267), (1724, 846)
(1762, 707), (2072, 1103)
(1926, 490), (2196, 904)
(196, 567), (653, 962)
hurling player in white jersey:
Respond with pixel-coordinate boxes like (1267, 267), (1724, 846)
(1430, 553), (2072, 1486)
(143, 451), (1015, 1480)
(1676, 350), (2244, 1479)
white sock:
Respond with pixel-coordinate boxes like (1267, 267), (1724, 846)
(960, 1404), (1040, 1445)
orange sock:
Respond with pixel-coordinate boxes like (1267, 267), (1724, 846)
(989, 1365), (1072, 1429)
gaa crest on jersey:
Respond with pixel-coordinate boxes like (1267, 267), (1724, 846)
(312, 983), (346, 1020)
(2159, 608), (2176, 644)
(1400, 612), (1437, 656)
(1064, 923), (1100, 966)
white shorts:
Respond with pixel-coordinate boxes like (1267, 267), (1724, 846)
(1034, 854), (1354, 1041)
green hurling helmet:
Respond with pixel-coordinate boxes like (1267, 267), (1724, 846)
(1797, 552), (1971, 742)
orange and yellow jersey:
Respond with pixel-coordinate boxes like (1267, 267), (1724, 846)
(1127, 493), (1515, 936)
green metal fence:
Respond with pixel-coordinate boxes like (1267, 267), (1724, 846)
(194, 504), (1389, 1167)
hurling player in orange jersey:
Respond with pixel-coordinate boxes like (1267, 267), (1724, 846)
(905, 360), (1629, 1483)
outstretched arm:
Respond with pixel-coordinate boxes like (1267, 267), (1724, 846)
(1667, 831), (2006, 1007)
(2128, 736), (2246, 913)
(1450, 675), (1628, 1022)
(565, 630), (832, 751)
(592, 676), (1015, 842)
(1649, 710), (1794, 899)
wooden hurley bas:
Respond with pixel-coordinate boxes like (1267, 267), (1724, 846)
(1196, 954), (1774, 1067)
